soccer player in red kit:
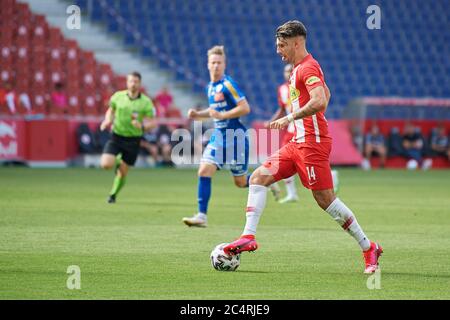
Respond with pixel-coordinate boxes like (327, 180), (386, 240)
(224, 21), (382, 274)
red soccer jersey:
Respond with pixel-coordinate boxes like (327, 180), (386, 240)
(277, 82), (290, 111)
(277, 82), (295, 134)
(289, 54), (331, 144)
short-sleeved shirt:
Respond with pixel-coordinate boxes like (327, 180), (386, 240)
(289, 54), (331, 144)
(366, 133), (385, 146)
(278, 82), (295, 133)
(109, 90), (155, 137)
(207, 75), (247, 132)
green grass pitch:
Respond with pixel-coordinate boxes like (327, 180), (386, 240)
(1, 167), (449, 299)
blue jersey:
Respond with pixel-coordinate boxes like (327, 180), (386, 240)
(202, 75), (249, 176)
(207, 75), (247, 131)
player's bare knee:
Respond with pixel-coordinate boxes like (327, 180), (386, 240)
(198, 164), (215, 177)
(249, 168), (273, 186)
(313, 190), (335, 210)
(100, 161), (113, 170)
(198, 168), (208, 177)
(234, 178), (247, 188)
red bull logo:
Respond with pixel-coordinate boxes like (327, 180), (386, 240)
(0, 121), (18, 158)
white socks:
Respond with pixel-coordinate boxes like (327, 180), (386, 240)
(240, 186), (370, 251)
(242, 185), (268, 236)
(284, 176), (297, 198)
(325, 198), (371, 251)
(197, 212), (207, 221)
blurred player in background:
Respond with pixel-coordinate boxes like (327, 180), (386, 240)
(265, 64), (299, 203)
(223, 21), (382, 274)
(182, 46), (279, 227)
(100, 72), (156, 203)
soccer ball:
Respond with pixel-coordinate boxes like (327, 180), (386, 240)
(210, 243), (240, 271)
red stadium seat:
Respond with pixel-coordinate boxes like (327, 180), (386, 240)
(81, 91), (100, 116)
(2, 1), (138, 118)
(15, 2), (32, 20)
(16, 63), (30, 74)
(2, 0), (15, 15)
(81, 51), (96, 69)
(49, 47), (65, 67)
(31, 27), (47, 47)
(0, 23), (15, 44)
(97, 63), (114, 89)
(82, 70), (97, 91)
(48, 27), (63, 47)
(15, 23), (31, 47)
(15, 78), (30, 93)
(31, 69), (48, 91)
(66, 81), (81, 93)
(1, 67), (13, 83)
(114, 76), (127, 91)
(66, 67), (81, 91)
(30, 90), (48, 115)
(31, 46), (47, 66)
(31, 15), (48, 47)
(0, 46), (13, 69)
(50, 71), (65, 87)
(15, 45), (30, 60)
(65, 41), (81, 75)
(67, 92), (82, 115)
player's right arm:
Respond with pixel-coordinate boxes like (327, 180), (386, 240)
(265, 107), (286, 128)
(100, 93), (117, 131)
(187, 107), (211, 121)
(100, 107), (114, 131)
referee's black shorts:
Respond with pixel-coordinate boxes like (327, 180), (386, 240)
(103, 133), (142, 166)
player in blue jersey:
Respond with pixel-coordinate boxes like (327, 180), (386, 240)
(182, 46), (279, 227)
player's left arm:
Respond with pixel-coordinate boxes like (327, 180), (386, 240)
(133, 99), (157, 132)
(270, 65), (328, 129)
(269, 86), (327, 129)
(209, 98), (250, 120)
(141, 115), (157, 132)
(292, 85), (328, 119)
(210, 79), (250, 120)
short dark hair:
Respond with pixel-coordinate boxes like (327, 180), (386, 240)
(129, 71), (142, 81)
(276, 20), (307, 39)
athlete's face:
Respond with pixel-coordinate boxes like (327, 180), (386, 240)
(276, 37), (296, 64)
(127, 75), (141, 93)
(283, 64), (293, 81)
(208, 54), (226, 81)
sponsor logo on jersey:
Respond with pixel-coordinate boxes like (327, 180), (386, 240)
(289, 85), (300, 101)
(214, 92), (224, 101)
(210, 101), (227, 108)
(305, 76), (321, 86)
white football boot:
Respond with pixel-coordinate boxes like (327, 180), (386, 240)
(182, 213), (208, 227)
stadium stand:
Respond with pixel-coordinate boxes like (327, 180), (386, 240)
(0, 0), (133, 116)
(73, 0), (450, 120)
(1, 0), (448, 168)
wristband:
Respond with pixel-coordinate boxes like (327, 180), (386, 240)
(287, 114), (294, 123)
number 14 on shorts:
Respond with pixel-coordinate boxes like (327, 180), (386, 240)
(306, 166), (316, 184)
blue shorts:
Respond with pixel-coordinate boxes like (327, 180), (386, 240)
(201, 135), (249, 176)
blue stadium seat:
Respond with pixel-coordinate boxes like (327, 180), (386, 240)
(88, 0), (449, 121)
